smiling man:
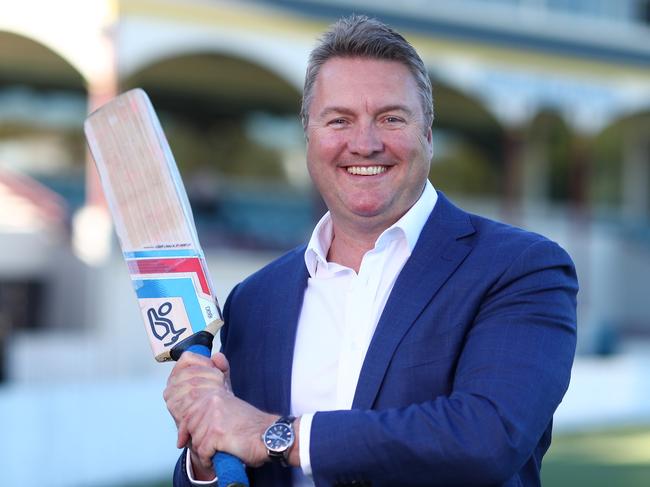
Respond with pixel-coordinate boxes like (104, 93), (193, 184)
(165, 15), (578, 487)
(305, 56), (433, 272)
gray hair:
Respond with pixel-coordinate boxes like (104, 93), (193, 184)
(300, 14), (434, 132)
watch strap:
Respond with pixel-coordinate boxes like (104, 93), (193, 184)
(276, 415), (296, 426)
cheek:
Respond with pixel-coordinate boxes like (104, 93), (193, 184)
(387, 134), (431, 169)
(306, 147), (331, 190)
(308, 131), (346, 161)
(307, 143), (344, 186)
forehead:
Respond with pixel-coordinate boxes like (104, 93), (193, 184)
(311, 57), (421, 112)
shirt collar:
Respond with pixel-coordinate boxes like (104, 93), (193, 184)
(304, 180), (437, 277)
(381, 179), (437, 253)
(304, 212), (335, 276)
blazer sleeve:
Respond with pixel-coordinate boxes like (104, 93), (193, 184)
(309, 239), (578, 486)
(173, 448), (220, 487)
(172, 449), (189, 487)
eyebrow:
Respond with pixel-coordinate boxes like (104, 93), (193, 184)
(317, 106), (354, 119)
(317, 104), (414, 119)
(378, 105), (414, 117)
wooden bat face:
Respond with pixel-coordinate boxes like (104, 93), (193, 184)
(85, 89), (222, 361)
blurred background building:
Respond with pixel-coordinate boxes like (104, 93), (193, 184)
(0, 1), (648, 486)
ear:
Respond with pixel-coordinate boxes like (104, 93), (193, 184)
(425, 126), (433, 159)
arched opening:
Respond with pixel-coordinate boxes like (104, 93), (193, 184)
(526, 110), (573, 204)
(0, 31), (89, 379)
(0, 31), (85, 89)
(122, 52), (309, 248)
(0, 31), (87, 208)
(592, 111), (650, 220)
(428, 80), (504, 198)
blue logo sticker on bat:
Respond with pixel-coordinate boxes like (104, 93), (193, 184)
(133, 277), (205, 332)
(147, 301), (187, 346)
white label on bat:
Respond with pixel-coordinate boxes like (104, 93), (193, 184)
(140, 297), (193, 357)
(198, 295), (218, 323)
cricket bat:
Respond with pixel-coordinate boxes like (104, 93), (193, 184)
(84, 88), (248, 487)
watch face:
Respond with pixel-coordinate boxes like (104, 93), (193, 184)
(264, 422), (294, 452)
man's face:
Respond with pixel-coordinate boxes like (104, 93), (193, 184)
(306, 57), (433, 233)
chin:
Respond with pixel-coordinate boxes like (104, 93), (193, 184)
(349, 205), (388, 220)
(345, 195), (384, 212)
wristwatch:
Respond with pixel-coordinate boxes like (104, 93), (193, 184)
(262, 415), (296, 466)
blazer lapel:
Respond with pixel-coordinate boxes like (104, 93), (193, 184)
(261, 248), (310, 414)
(352, 193), (476, 409)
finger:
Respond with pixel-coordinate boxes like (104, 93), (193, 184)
(167, 365), (227, 390)
(178, 394), (221, 451)
(185, 401), (222, 465)
(165, 390), (195, 423)
(177, 420), (190, 449)
(167, 353), (215, 384)
(166, 358), (209, 389)
(211, 352), (229, 373)
(211, 353), (232, 392)
(165, 380), (229, 434)
(185, 349), (219, 365)
(168, 382), (230, 437)
(169, 352), (214, 378)
(166, 379), (217, 417)
(165, 378), (214, 418)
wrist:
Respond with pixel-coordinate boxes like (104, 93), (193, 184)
(261, 415), (301, 467)
(286, 416), (301, 467)
(189, 448), (216, 481)
(252, 412), (278, 467)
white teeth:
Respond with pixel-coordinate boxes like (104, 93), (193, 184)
(346, 166), (387, 176)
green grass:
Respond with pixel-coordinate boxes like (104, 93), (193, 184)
(125, 427), (650, 487)
(121, 481), (170, 487)
(542, 427), (650, 487)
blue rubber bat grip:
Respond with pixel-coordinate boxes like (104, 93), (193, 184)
(185, 343), (249, 487)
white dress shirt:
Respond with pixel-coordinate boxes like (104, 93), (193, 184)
(291, 181), (437, 486)
(188, 181), (437, 486)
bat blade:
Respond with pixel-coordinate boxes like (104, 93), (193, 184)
(84, 88), (221, 362)
(84, 89), (248, 487)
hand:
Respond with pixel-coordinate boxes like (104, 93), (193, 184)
(164, 351), (227, 448)
(164, 352), (274, 472)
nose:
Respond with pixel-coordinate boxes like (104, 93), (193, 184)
(347, 122), (383, 157)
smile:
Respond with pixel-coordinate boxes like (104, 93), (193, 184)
(346, 166), (387, 176)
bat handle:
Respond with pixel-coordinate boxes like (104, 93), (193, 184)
(184, 342), (250, 487)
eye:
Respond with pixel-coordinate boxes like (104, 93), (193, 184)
(327, 118), (349, 127)
(383, 115), (405, 124)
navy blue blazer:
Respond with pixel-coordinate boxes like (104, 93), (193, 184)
(174, 192), (578, 487)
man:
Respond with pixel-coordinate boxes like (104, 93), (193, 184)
(165, 15), (578, 487)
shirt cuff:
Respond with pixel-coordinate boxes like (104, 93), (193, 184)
(298, 412), (315, 477)
(185, 449), (218, 485)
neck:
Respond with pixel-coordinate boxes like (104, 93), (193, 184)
(326, 218), (388, 273)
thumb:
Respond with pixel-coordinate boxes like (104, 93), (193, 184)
(211, 352), (232, 392)
(211, 352), (229, 372)
(177, 422), (190, 449)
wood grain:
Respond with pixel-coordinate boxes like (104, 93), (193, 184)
(84, 88), (196, 252)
